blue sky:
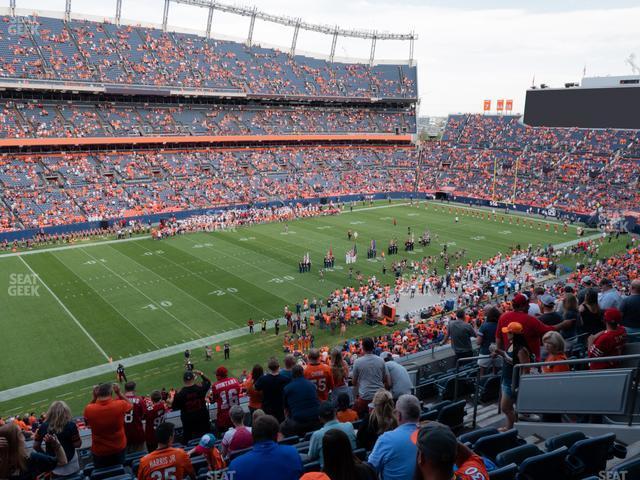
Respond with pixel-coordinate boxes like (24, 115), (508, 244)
(5, 0), (640, 115)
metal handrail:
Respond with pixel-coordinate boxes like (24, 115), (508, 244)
(453, 355), (485, 429)
(512, 353), (640, 426)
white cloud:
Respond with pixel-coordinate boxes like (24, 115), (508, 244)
(8, 0), (640, 115)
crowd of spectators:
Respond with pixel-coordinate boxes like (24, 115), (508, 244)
(0, 146), (418, 232)
(0, 15), (417, 99)
(419, 114), (640, 216)
(0, 101), (414, 139)
(1, 240), (638, 478)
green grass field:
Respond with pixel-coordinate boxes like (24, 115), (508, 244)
(0, 200), (619, 416)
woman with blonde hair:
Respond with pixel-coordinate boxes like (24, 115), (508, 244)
(33, 401), (81, 477)
(0, 422), (67, 479)
(356, 389), (397, 451)
(542, 331), (570, 374)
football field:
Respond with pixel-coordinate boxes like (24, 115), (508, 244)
(0, 201), (598, 415)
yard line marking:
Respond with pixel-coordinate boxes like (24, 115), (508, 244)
(79, 248), (202, 339)
(50, 252), (160, 350)
(18, 256), (110, 362)
(129, 241), (273, 323)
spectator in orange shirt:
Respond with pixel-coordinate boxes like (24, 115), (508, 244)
(243, 364), (264, 417)
(335, 393), (359, 424)
(304, 349), (334, 402)
(138, 423), (195, 480)
(541, 332), (570, 374)
(83, 383), (132, 468)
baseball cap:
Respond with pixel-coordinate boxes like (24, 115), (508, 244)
(198, 433), (217, 449)
(511, 294), (528, 309)
(540, 294), (556, 306)
(183, 371), (195, 382)
(216, 366), (228, 378)
(604, 308), (622, 324)
(581, 276), (593, 285)
(411, 422), (457, 465)
(380, 351), (393, 361)
(502, 322), (524, 334)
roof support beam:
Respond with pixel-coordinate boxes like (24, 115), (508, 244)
(206, 5), (214, 38)
(162, 0), (170, 32)
(115, 0), (122, 26)
(290, 19), (300, 56)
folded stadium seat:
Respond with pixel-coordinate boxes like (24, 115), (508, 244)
(351, 419), (364, 431)
(303, 460), (322, 473)
(131, 460), (140, 476)
(102, 475), (132, 480)
(295, 441), (310, 453)
(458, 427), (499, 446)
(124, 450), (147, 466)
(437, 374), (473, 400)
(488, 463), (518, 480)
(190, 456), (208, 474)
(420, 409), (440, 422)
(84, 463), (95, 477)
(303, 431), (314, 442)
(477, 375), (502, 403)
(516, 447), (570, 480)
(278, 435), (300, 445)
(424, 400), (452, 413)
(473, 430), (525, 463)
(228, 446), (253, 461)
(495, 444), (543, 467)
(90, 465), (126, 480)
(612, 455), (640, 476)
(353, 448), (367, 461)
(436, 400), (467, 432)
(566, 433), (626, 477)
(544, 431), (587, 452)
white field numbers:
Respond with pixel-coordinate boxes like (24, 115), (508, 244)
(268, 276), (295, 284)
(143, 300), (173, 310)
(208, 287), (238, 296)
(83, 259), (106, 264)
(143, 250), (164, 256)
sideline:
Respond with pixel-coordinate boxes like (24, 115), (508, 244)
(0, 202), (410, 259)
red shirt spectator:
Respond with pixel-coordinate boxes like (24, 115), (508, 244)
(496, 294), (555, 360)
(143, 391), (167, 452)
(123, 383), (146, 451)
(589, 308), (627, 370)
(210, 367), (241, 431)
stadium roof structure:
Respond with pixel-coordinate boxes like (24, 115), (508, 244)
(8, 0), (417, 65)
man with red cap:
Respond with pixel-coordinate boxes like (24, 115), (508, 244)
(210, 366), (241, 433)
(496, 293), (565, 361)
(588, 308), (627, 370)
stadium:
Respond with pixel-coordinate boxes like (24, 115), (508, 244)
(0, 1), (639, 480)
